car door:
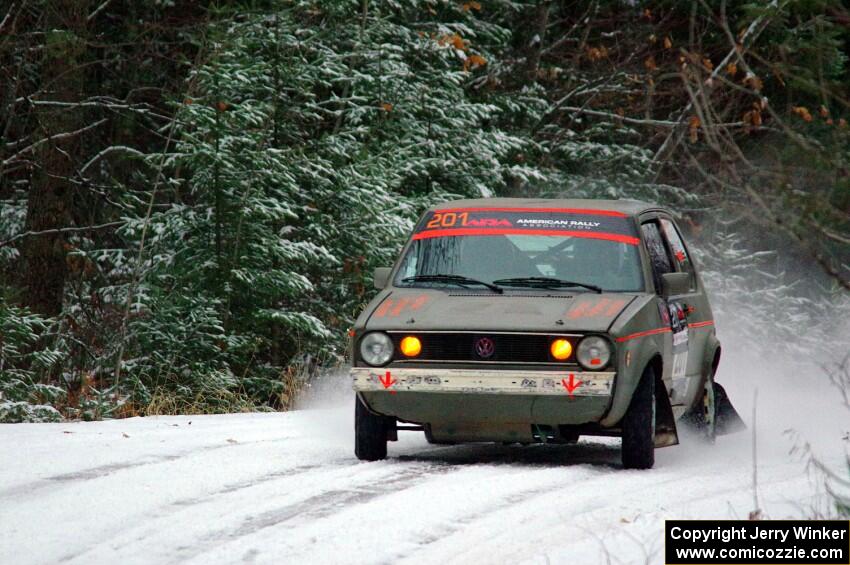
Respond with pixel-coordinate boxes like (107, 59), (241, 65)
(657, 217), (712, 407)
(639, 219), (689, 405)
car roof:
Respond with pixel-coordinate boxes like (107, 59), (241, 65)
(431, 197), (666, 217)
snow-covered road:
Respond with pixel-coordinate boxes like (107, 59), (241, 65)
(1, 367), (847, 565)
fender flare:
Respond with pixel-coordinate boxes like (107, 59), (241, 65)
(600, 340), (664, 427)
(600, 352), (678, 446)
(688, 335), (721, 413)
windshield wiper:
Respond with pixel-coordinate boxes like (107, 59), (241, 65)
(402, 274), (504, 294)
(492, 277), (602, 294)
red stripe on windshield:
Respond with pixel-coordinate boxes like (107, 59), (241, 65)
(412, 228), (639, 245)
(433, 207), (628, 217)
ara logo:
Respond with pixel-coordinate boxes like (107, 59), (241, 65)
(466, 218), (512, 227)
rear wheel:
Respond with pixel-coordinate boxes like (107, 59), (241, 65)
(621, 365), (656, 470)
(355, 396), (388, 461)
(687, 373), (717, 443)
(694, 375), (717, 443)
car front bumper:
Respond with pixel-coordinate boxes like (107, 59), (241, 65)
(351, 367), (614, 396)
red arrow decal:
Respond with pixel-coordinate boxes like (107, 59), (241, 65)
(561, 373), (583, 397)
(379, 371), (396, 390)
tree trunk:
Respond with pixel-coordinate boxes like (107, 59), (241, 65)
(22, 1), (90, 316)
(524, 0), (551, 84)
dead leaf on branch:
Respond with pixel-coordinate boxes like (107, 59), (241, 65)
(792, 106), (813, 122)
(462, 1), (482, 11)
(688, 116), (700, 143)
(463, 54), (487, 71)
(743, 74), (763, 92)
(586, 46), (608, 62)
(743, 108), (762, 133)
(438, 33), (467, 52)
(644, 55), (657, 72)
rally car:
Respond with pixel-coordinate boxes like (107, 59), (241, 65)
(350, 198), (742, 469)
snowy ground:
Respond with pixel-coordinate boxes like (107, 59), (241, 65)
(1, 361), (847, 565)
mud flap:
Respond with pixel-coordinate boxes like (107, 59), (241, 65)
(714, 382), (746, 435)
(654, 377), (679, 448)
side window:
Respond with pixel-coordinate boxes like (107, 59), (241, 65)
(641, 222), (673, 294)
(660, 218), (696, 291)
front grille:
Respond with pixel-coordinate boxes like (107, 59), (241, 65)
(389, 332), (577, 364)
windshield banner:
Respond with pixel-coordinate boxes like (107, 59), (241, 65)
(412, 207), (640, 245)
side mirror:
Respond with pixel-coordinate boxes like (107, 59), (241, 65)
(373, 267), (391, 290)
(661, 272), (690, 298)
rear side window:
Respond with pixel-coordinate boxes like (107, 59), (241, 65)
(660, 218), (696, 291)
(641, 222), (672, 293)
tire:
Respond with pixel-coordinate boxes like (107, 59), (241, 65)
(621, 365), (656, 470)
(682, 373), (718, 443)
(695, 374), (718, 443)
(355, 395), (388, 461)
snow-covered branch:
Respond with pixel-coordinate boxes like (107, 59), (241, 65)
(1, 119), (108, 168)
(80, 146), (146, 175)
(0, 221), (126, 249)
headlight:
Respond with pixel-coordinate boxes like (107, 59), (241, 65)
(359, 332), (394, 366)
(576, 336), (611, 370)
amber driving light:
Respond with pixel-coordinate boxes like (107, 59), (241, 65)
(400, 336), (422, 357)
(550, 338), (573, 360)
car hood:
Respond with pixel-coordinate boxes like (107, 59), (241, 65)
(363, 288), (638, 333)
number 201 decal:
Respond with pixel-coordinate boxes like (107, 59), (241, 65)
(425, 212), (511, 229)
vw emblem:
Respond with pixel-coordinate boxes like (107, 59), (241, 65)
(474, 337), (495, 359)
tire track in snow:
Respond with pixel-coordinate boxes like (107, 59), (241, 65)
(395, 469), (694, 564)
(0, 437), (296, 499)
(349, 445), (626, 563)
(55, 456), (356, 564)
(392, 455), (813, 564)
(172, 460), (458, 564)
(168, 460), (345, 508)
(221, 445), (625, 564)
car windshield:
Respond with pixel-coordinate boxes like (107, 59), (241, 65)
(395, 234), (644, 292)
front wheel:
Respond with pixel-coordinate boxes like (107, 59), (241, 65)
(621, 365), (656, 470)
(355, 396), (388, 461)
